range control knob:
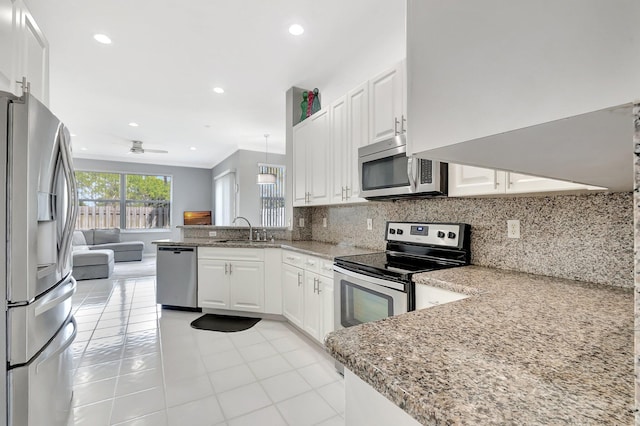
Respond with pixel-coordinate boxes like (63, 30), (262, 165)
(389, 228), (396, 234)
(397, 229), (404, 235)
(437, 231), (445, 238)
(448, 232), (457, 239)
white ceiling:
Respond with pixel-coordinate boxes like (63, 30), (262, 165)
(26, 0), (406, 169)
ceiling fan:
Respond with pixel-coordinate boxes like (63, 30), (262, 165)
(129, 140), (168, 154)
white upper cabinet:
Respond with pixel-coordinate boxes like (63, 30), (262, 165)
(406, 0), (640, 191)
(448, 165), (505, 197)
(293, 119), (311, 206)
(293, 108), (330, 206)
(0, 0), (49, 104)
(19, 3), (49, 105)
(330, 96), (348, 203)
(448, 164), (603, 197)
(0, 0), (18, 94)
(309, 109), (330, 204)
(369, 62), (404, 144)
(346, 82), (368, 201)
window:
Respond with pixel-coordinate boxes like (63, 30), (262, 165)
(75, 171), (171, 230)
(258, 164), (285, 227)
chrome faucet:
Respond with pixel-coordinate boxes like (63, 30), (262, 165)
(232, 216), (253, 241)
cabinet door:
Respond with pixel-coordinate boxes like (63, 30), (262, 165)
(197, 259), (229, 309)
(330, 96), (347, 203)
(448, 164), (506, 196)
(293, 120), (311, 206)
(229, 261), (264, 313)
(17, 1), (48, 105)
(308, 109), (330, 204)
(319, 275), (334, 341)
(369, 63), (404, 144)
(0, 0), (18, 94)
(505, 172), (593, 194)
(346, 82), (369, 201)
(282, 264), (304, 328)
(303, 272), (321, 342)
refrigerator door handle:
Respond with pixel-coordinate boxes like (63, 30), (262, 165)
(35, 316), (76, 372)
(34, 277), (76, 317)
(57, 126), (78, 272)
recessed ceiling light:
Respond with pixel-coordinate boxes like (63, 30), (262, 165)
(213, 87), (224, 94)
(128, 122), (139, 127)
(288, 24), (304, 36)
(93, 34), (112, 44)
(190, 146), (197, 151)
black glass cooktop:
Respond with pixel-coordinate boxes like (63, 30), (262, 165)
(334, 251), (457, 282)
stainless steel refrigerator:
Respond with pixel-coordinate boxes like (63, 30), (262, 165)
(1, 90), (79, 425)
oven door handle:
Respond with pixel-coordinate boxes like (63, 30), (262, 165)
(333, 266), (406, 292)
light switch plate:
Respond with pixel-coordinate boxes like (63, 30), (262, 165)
(367, 218), (373, 231)
(209, 231), (217, 237)
(299, 218), (305, 227)
(322, 217), (327, 227)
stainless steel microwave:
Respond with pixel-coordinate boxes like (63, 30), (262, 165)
(358, 135), (447, 200)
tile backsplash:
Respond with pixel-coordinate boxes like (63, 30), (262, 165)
(298, 192), (633, 288)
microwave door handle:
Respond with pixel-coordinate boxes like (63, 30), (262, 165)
(407, 157), (418, 192)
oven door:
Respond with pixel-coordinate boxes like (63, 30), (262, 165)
(334, 266), (408, 329)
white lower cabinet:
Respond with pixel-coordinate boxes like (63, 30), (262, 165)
(197, 248), (265, 313)
(282, 250), (335, 344)
(282, 263), (304, 328)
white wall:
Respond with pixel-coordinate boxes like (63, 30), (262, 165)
(74, 158), (212, 251)
(211, 149), (286, 227)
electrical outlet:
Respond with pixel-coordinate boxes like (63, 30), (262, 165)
(367, 218), (373, 231)
(507, 220), (520, 238)
(322, 217), (327, 228)
(299, 218), (305, 228)
(208, 231), (217, 237)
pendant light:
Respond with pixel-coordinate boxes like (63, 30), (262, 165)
(257, 133), (277, 185)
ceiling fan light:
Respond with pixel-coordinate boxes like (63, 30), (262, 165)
(257, 173), (277, 185)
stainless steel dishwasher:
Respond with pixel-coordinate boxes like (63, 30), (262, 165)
(156, 246), (198, 309)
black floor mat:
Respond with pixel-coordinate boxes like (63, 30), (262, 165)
(190, 313), (261, 333)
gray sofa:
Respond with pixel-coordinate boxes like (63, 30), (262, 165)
(75, 229), (145, 262)
(72, 229), (145, 280)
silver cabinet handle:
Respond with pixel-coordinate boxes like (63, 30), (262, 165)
(341, 187), (345, 201)
(313, 277), (318, 293)
(394, 117), (400, 135)
(229, 264), (232, 274)
(317, 281), (322, 294)
(345, 186), (351, 199)
(401, 115), (406, 134)
(225, 263), (228, 274)
(297, 272), (302, 286)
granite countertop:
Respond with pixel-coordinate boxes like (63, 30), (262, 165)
(152, 239), (375, 260)
(325, 266), (634, 425)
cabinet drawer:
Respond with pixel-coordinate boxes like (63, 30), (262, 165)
(318, 259), (334, 278)
(302, 255), (321, 274)
(415, 285), (468, 310)
(282, 250), (305, 267)
(199, 247), (264, 262)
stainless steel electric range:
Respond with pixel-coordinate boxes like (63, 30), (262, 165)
(334, 221), (471, 329)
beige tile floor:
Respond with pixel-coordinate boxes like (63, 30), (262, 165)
(68, 260), (345, 426)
